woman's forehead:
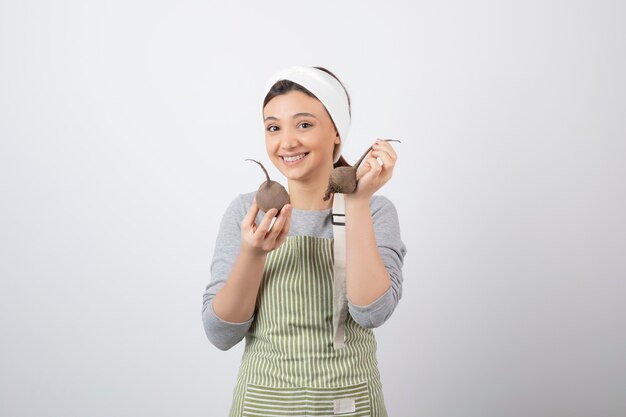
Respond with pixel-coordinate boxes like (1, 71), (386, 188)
(263, 91), (326, 118)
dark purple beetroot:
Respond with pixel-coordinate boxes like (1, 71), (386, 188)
(246, 159), (290, 213)
(323, 139), (401, 201)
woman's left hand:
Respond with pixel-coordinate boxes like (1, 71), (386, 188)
(347, 138), (398, 203)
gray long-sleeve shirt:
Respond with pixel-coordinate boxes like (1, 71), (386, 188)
(201, 191), (407, 351)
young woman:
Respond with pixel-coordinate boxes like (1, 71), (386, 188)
(202, 65), (407, 417)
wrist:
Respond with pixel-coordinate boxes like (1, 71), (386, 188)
(344, 194), (371, 210)
(239, 243), (269, 261)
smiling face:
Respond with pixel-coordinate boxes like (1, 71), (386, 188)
(263, 90), (340, 183)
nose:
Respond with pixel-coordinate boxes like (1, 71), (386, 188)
(279, 126), (300, 150)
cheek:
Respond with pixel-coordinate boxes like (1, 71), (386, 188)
(265, 138), (283, 161)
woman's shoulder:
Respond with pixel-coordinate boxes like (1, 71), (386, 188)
(367, 194), (402, 228)
(219, 191), (257, 224)
(225, 191), (256, 210)
(369, 194), (398, 213)
(235, 191), (256, 206)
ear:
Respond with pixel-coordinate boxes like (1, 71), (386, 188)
(335, 131), (340, 144)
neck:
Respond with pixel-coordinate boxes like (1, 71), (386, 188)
(287, 170), (334, 211)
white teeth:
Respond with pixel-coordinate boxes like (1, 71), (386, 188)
(283, 153), (307, 162)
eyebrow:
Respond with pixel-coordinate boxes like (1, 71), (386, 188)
(264, 112), (318, 122)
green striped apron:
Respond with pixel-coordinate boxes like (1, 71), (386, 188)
(229, 236), (387, 417)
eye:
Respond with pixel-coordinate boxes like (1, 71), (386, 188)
(298, 122), (312, 128)
(266, 125), (278, 132)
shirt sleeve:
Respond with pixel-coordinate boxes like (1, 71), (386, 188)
(347, 195), (407, 328)
(201, 193), (255, 351)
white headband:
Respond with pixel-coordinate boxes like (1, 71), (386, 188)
(262, 66), (351, 163)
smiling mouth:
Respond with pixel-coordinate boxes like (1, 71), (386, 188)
(281, 152), (309, 162)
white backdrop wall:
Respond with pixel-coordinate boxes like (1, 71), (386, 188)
(1, 1), (625, 416)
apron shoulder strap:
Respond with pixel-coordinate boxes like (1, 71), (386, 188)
(331, 193), (348, 349)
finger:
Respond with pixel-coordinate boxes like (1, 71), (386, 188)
(355, 163), (369, 180)
(369, 156), (383, 171)
(355, 158), (372, 180)
(255, 207), (278, 237)
(267, 204), (289, 238)
(361, 157), (383, 181)
(372, 149), (395, 170)
(375, 138), (397, 160)
(268, 204), (292, 242)
(275, 206), (293, 246)
(374, 139), (398, 160)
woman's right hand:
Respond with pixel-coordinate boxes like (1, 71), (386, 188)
(240, 199), (292, 257)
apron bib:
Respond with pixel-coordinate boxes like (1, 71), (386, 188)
(229, 236), (388, 417)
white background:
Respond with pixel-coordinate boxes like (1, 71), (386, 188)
(1, 1), (625, 416)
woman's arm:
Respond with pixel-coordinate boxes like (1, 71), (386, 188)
(345, 198), (392, 305)
(202, 194), (292, 350)
(345, 196), (406, 328)
(211, 246), (268, 323)
(343, 139), (406, 327)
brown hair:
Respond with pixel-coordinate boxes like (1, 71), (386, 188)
(262, 66), (352, 168)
